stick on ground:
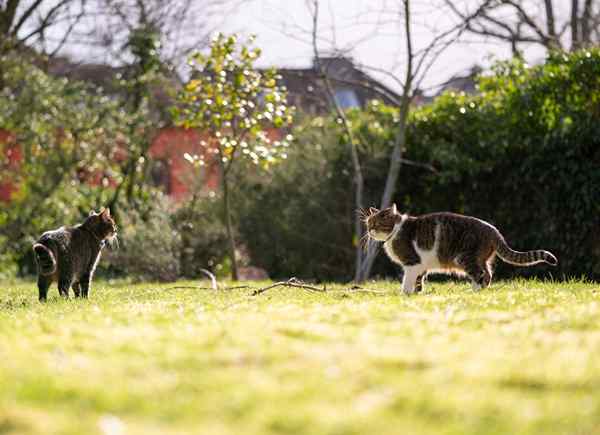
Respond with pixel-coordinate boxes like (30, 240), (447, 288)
(251, 278), (326, 296)
(199, 268), (218, 290)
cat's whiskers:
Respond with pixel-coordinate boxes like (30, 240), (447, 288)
(359, 231), (373, 252)
(356, 208), (369, 221)
(107, 234), (119, 250)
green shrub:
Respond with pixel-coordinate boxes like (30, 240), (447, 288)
(171, 194), (230, 279)
(105, 194), (181, 282)
(407, 50), (600, 279)
(238, 50), (600, 281)
(236, 114), (388, 281)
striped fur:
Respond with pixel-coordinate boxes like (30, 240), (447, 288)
(496, 238), (557, 266)
(33, 208), (117, 302)
(33, 243), (57, 275)
(366, 205), (557, 294)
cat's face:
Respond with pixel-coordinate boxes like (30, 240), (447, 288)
(85, 208), (118, 242)
(365, 204), (399, 241)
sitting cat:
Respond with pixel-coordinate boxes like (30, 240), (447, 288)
(33, 208), (117, 302)
(366, 204), (557, 294)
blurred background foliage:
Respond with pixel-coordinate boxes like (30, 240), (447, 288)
(1, 48), (599, 282)
(237, 49), (600, 281)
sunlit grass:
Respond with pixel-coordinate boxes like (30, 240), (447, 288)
(0, 278), (599, 435)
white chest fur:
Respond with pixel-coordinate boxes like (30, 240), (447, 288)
(412, 224), (441, 270)
(90, 251), (102, 275)
(383, 220), (405, 265)
(383, 222), (442, 269)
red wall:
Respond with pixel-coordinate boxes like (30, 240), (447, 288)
(149, 127), (284, 201)
(0, 129), (21, 202)
(149, 127), (220, 200)
(0, 127), (284, 203)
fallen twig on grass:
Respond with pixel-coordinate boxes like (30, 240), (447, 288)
(162, 268), (219, 291)
(199, 268), (218, 290)
(341, 285), (386, 295)
(251, 278), (326, 296)
(164, 286), (216, 291)
(221, 285), (251, 291)
(162, 269), (252, 292)
(164, 284), (251, 291)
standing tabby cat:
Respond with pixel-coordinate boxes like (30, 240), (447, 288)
(366, 205), (557, 294)
(33, 208), (117, 302)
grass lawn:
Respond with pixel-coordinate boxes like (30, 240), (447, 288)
(0, 278), (599, 435)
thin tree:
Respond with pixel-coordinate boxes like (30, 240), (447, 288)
(173, 34), (294, 280)
(306, 0), (472, 280)
(309, 0), (365, 281)
(83, 0), (239, 68)
(0, 0), (87, 56)
(444, 0), (600, 53)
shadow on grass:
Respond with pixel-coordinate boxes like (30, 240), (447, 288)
(498, 376), (600, 392)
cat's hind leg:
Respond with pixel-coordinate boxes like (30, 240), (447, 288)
(457, 254), (487, 291)
(58, 276), (72, 299)
(484, 254), (495, 288)
(37, 275), (51, 302)
(72, 281), (81, 298)
(402, 266), (426, 295)
(80, 273), (91, 298)
(414, 273), (427, 293)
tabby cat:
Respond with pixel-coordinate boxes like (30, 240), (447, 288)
(366, 205), (557, 294)
(33, 208), (117, 302)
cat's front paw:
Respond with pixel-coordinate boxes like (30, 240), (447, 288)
(402, 287), (417, 296)
(471, 282), (482, 292)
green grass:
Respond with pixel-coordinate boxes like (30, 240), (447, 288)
(0, 278), (599, 435)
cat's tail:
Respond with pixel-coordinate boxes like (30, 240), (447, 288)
(495, 237), (557, 267)
(33, 243), (57, 275)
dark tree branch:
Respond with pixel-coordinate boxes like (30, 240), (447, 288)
(311, 0), (366, 281)
(252, 278), (326, 296)
(581, 0), (593, 46)
(543, 0), (557, 42)
(571, 0), (580, 49)
(11, 0), (45, 36)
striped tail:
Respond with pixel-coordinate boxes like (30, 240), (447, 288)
(495, 237), (557, 267)
(33, 243), (57, 275)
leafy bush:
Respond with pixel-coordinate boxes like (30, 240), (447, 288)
(407, 50), (600, 279)
(105, 194), (181, 282)
(171, 194), (230, 279)
(236, 114), (387, 281)
(0, 54), (140, 276)
(238, 50), (600, 281)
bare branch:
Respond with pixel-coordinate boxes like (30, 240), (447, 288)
(581, 0), (593, 46)
(251, 277), (326, 296)
(310, 0), (366, 281)
(571, 0), (580, 49)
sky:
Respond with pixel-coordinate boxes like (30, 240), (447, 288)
(220, 0), (549, 94)
(49, 0), (568, 95)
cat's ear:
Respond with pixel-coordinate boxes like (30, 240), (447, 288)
(89, 210), (97, 216)
(369, 207), (379, 214)
(100, 207), (111, 218)
(391, 203), (398, 215)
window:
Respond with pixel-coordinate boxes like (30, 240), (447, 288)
(334, 88), (360, 109)
(150, 159), (171, 194)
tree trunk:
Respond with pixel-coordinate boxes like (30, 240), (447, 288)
(581, 0), (593, 46)
(353, 158), (364, 281)
(358, 91), (412, 280)
(219, 157), (239, 281)
(571, 0), (581, 50)
(310, 0), (365, 282)
(357, 0), (414, 281)
(543, 0), (558, 47)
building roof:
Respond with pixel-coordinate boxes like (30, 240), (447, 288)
(45, 55), (407, 115)
(273, 57), (403, 114)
